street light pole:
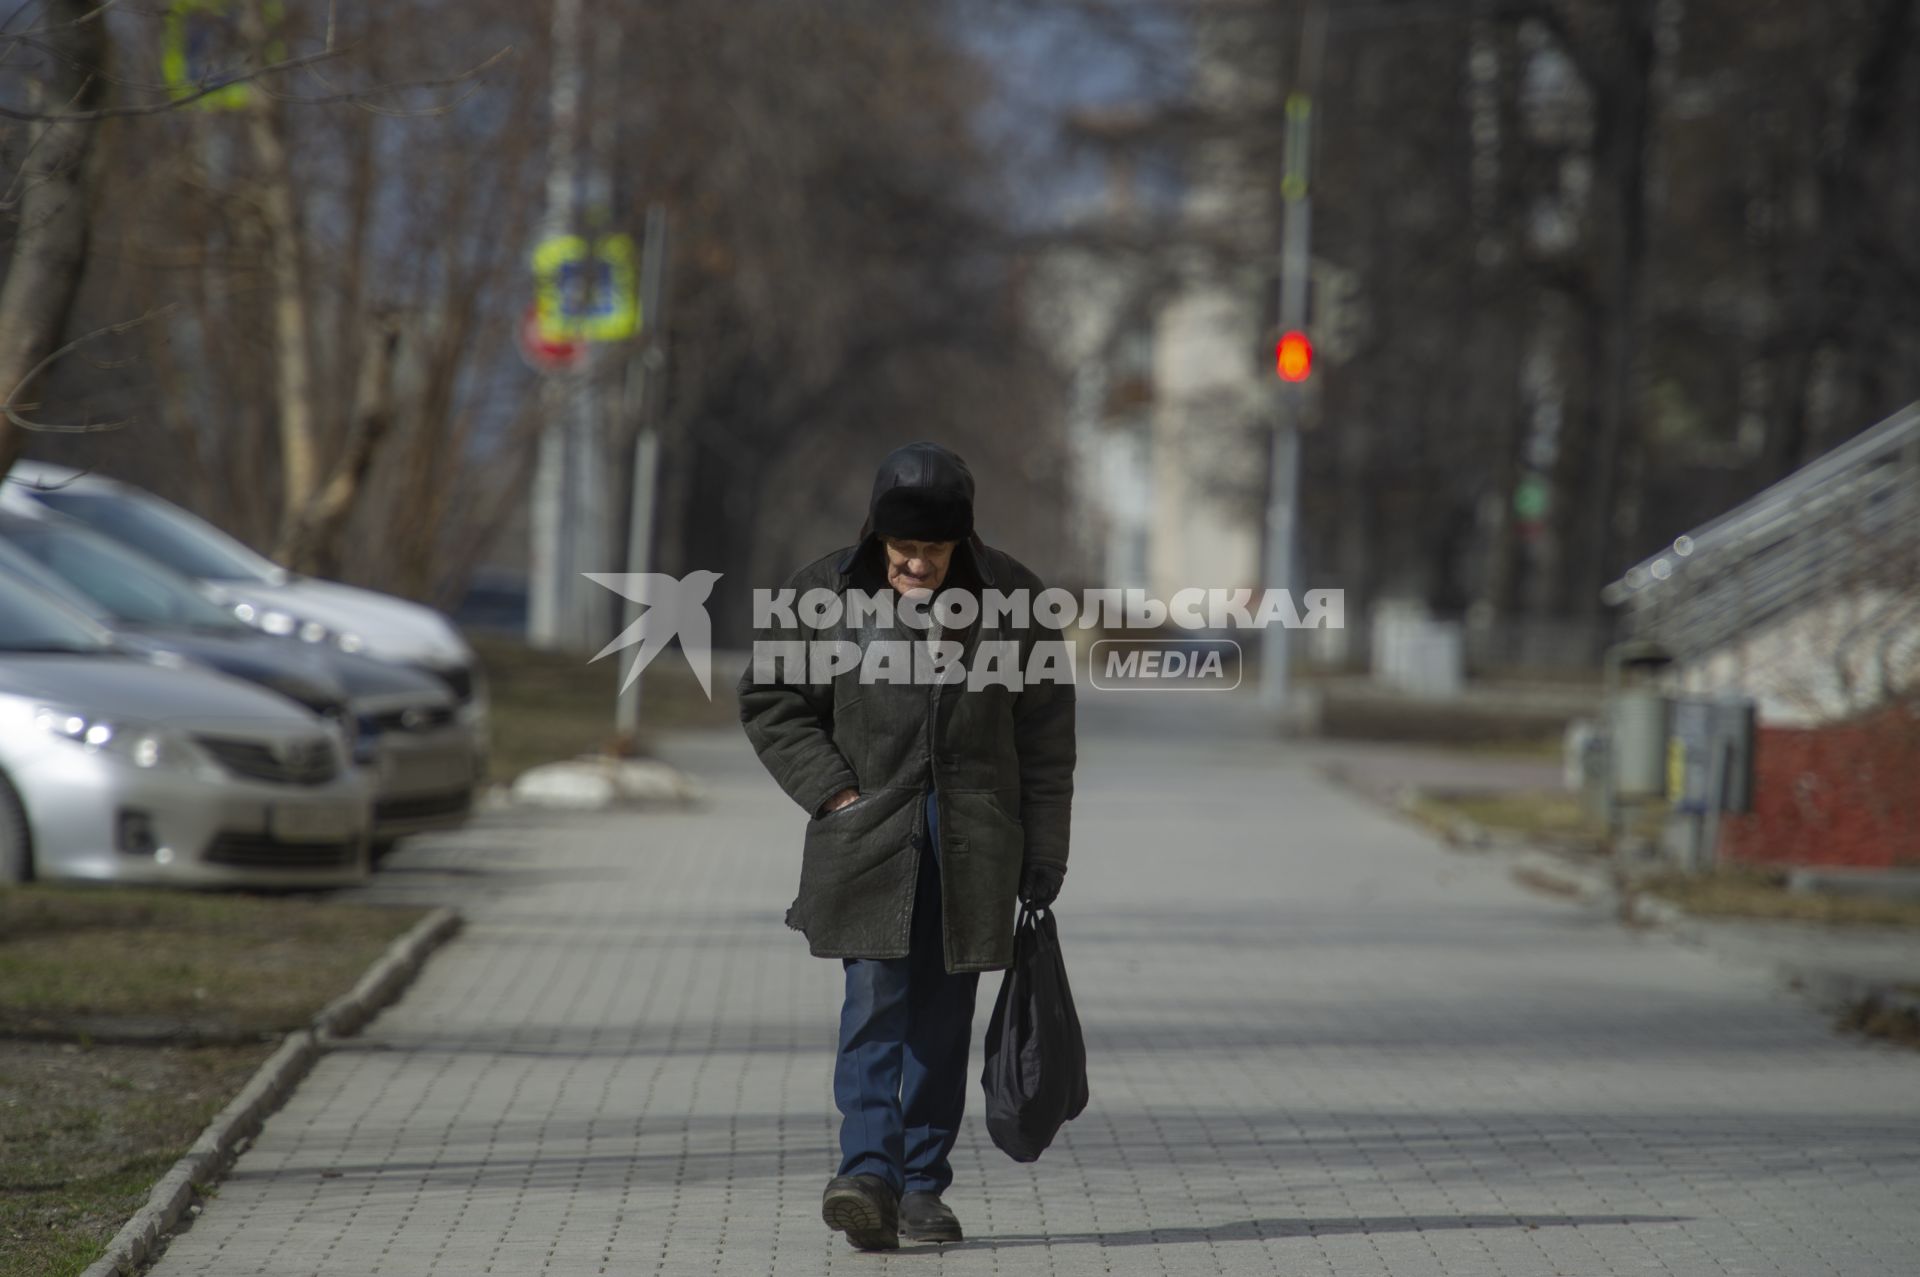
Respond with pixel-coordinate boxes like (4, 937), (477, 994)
(572, 2), (624, 653)
(1259, 1), (1327, 713)
(529, 0), (585, 651)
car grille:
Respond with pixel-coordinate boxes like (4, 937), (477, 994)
(419, 662), (474, 703)
(375, 788), (473, 824)
(359, 704), (458, 734)
(195, 734), (340, 785)
(204, 832), (360, 869)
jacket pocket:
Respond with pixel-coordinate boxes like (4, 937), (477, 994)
(814, 790), (874, 822)
(792, 788), (918, 947)
(803, 786), (903, 859)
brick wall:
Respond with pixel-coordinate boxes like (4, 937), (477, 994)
(1718, 704), (1920, 868)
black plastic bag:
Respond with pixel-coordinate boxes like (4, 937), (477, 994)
(981, 905), (1089, 1162)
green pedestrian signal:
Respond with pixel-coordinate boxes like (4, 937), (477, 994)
(1513, 474), (1550, 522)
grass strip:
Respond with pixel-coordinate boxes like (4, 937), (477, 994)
(472, 632), (736, 783)
(0, 887), (423, 1277)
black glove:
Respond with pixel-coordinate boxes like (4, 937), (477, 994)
(1019, 861), (1066, 909)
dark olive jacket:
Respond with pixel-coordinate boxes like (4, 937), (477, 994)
(738, 539), (1075, 973)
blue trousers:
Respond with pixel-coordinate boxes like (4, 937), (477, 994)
(834, 789), (980, 1195)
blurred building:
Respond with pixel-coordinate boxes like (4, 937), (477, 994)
(1608, 403), (1920, 869)
(1034, 23), (1277, 603)
(1608, 402), (1920, 727)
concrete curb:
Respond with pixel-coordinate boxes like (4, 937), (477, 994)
(1504, 850), (1717, 939)
(1508, 848), (1619, 907)
(1832, 981), (1920, 1023)
(314, 907), (463, 1041)
(1510, 853), (1920, 1024)
(79, 906), (463, 1277)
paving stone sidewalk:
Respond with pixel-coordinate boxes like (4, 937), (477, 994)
(148, 701), (1920, 1276)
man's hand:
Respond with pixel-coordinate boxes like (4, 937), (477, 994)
(1019, 861), (1066, 909)
(820, 788), (860, 816)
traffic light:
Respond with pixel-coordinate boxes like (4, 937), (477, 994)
(1275, 330), (1312, 382)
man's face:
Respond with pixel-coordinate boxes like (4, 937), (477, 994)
(882, 536), (956, 597)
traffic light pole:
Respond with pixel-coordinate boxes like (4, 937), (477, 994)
(1260, 2), (1326, 713)
(615, 204), (670, 741)
(1260, 401), (1301, 709)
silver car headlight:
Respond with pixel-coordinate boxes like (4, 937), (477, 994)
(231, 602), (365, 652)
(34, 706), (221, 779)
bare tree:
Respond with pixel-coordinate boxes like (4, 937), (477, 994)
(609, 0), (1071, 638)
(43, 0), (542, 601)
(0, 0), (108, 471)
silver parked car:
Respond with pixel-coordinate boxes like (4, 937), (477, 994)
(0, 514), (476, 850)
(1, 463), (489, 736)
(0, 573), (371, 888)
(334, 655), (477, 850)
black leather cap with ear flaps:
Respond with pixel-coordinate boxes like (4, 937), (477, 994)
(834, 442), (996, 587)
(870, 442), (974, 541)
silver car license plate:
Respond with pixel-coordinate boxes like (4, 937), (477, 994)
(272, 802), (355, 843)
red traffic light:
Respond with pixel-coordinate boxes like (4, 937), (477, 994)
(1276, 330), (1312, 382)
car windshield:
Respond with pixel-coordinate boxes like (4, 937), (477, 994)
(27, 488), (283, 583)
(0, 538), (108, 619)
(0, 573), (112, 653)
(3, 525), (249, 631)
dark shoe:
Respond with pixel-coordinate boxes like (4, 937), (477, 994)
(899, 1191), (963, 1244)
(822, 1174), (899, 1251)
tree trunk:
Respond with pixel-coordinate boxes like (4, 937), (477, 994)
(1577, 0), (1656, 632)
(239, 0), (320, 555)
(0, 1), (109, 474)
(280, 320), (401, 577)
(1762, 0), (1914, 481)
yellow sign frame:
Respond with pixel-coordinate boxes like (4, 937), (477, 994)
(163, 0), (284, 112)
(532, 233), (640, 343)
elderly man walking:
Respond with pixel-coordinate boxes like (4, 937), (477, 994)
(738, 442), (1076, 1250)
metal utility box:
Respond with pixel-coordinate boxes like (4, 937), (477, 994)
(1610, 690), (1670, 798)
(1667, 699), (1714, 814)
(1667, 697), (1757, 816)
(1605, 641), (1675, 800)
(1663, 695), (1758, 871)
